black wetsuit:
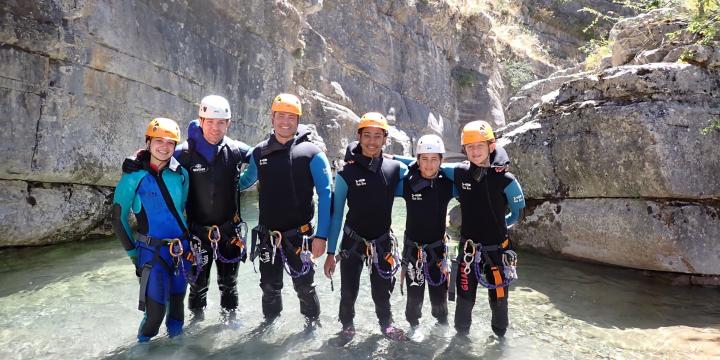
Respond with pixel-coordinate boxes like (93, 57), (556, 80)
(401, 162), (454, 327)
(453, 161), (519, 335)
(174, 121), (251, 312)
(243, 125), (332, 321)
(328, 142), (407, 329)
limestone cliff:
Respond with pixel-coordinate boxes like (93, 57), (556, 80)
(0, 0), (528, 246)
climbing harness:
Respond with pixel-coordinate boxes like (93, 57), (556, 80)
(402, 235), (451, 292)
(249, 224), (315, 278)
(338, 226), (401, 280)
(168, 237), (204, 285)
(135, 234), (203, 311)
(458, 238), (518, 290)
(206, 221), (248, 264)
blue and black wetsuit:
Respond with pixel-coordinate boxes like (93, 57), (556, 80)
(174, 120), (252, 312)
(328, 141), (408, 330)
(399, 162), (455, 327)
(239, 124), (332, 320)
(112, 157), (191, 342)
(452, 156), (525, 336)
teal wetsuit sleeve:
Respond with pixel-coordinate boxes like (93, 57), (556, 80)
(504, 179), (525, 227)
(112, 174), (139, 252)
(238, 152), (258, 191)
(240, 144), (252, 162)
(310, 152), (332, 239)
(327, 174), (348, 254)
(394, 162), (408, 196)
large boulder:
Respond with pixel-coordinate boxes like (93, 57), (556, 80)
(0, 180), (112, 247)
(501, 64), (720, 200)
(511, 199), (720, 275)
(499, 60), (720, 276)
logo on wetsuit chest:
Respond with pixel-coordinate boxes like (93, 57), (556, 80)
(355, 179), (366, 186)
(259, 158), (268, 166)
(192, 163), (208, 173)
(512, 194), (524, 203)
(462, 182), (472, 190)
(411, 193), (422, 201)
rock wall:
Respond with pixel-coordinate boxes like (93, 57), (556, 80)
(499, 9), (720, 276)
(0, 0), (518, 246)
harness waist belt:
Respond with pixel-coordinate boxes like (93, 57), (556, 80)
(343, 225), (390, 244)
(461, 237), (510, 252)
(135, 233), (185, 247)
(250, 223), (313, 261)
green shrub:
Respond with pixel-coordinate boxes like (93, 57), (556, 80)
(701, 118), (720, 135)
(503, 59), (535, 92)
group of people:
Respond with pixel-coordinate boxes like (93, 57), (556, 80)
(111, 92), (526, 343)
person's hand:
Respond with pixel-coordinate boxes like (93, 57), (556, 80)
(324, 255), (337, 278)
(122, 149), (149, 173)
(493, 164), (509, 173)
(311, 237), (327, 259)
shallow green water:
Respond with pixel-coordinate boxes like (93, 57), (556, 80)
(0, 194), (718, 359)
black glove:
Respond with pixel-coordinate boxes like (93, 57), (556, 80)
(122, 149), (149, 173)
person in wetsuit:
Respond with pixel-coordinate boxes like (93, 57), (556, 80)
(324, 112), (409, 341)
(392, 126), (518, 337)
(123, 95), (252, 319)
(112, 117), (191, 342)
(399, 134), (454, 330)
(237, 93), (332, 325)
(452, 120), (525, 337)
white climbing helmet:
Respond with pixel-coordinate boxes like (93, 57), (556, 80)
(198, 95), (231, 119)
(416, 134), (446, 155)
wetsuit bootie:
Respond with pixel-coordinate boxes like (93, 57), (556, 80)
(455, 326), (470, 337)
(341, 324), (356, 339)
(382, 325), (408, 341)
(189, 308), (205, 322)
(491, 325), (506, 337)
(167, 318), (184, 338)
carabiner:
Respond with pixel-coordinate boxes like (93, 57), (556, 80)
(271, 231), (282, 248)
(269, 230), (282, 265)
(169, 238), (184, 258)
(235, 221), (248, 241)
(208, 225), (221, 243)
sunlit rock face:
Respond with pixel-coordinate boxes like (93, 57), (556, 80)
(498, 9), (720, 276)
(0, 0), (511, 246)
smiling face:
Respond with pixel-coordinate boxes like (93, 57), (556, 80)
(200, 118), (230, 145)
(417, 153), (442, 179)
(148, 137), (176, 164)
(272, 111), (299, 144)
(464, 141), (494, 167)
(358, 127), (387, 158)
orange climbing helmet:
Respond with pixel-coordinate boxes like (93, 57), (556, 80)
(358, 112), (389, 131)
(461, 120), (495, 145)
(145, 117), (181, 143)
(271, 93), (302, 116)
